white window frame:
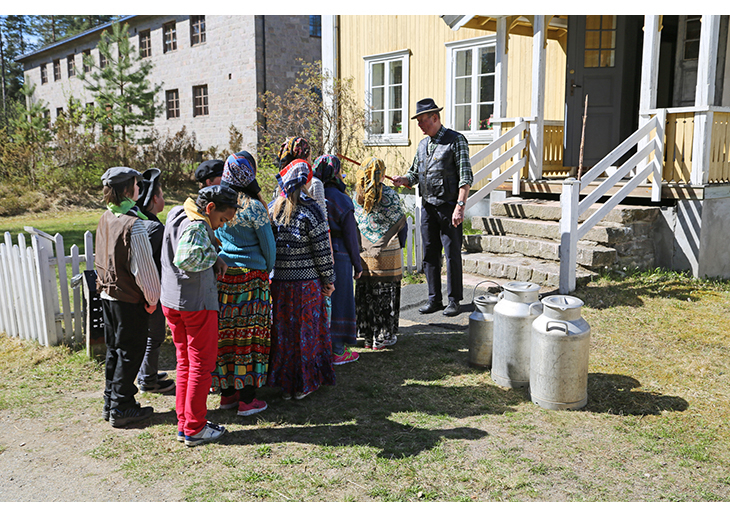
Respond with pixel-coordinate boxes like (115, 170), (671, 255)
(363, 49), (410, 146)
(445, 35), (497, 144)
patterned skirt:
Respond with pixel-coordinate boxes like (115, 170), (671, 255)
(267, 278), (335, 396)
(355, 279), (401, 342)
(213, 267), (271, 391)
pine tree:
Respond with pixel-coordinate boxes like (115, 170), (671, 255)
(77, 21), (162, 149)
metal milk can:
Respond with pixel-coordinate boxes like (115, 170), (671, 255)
(468, 281), (499, 368)
(491, 281), (542, 388)
(529, 295), (590, 410)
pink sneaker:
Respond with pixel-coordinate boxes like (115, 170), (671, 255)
(237, 399), (267, 416)
(333, 349), (359, 365)
(219, 392), (239, 410)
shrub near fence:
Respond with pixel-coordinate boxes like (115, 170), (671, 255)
(0, 227), (94, 347)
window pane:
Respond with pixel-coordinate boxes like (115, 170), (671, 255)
(372, 86), (384, 110)
(370, 111), (384, 134)
(389, 61), (402, 85)
(455, 77), (471, 104)
(585, 31), (600, 49)
(389, 110), (402, 134)
(600, 50), (615, 67)
(479, 47), (495, 74)
(584, 50), (600, 68)
(455, 49), (472, 77)
(454, 105), (470, 131)
(601, 30), (616, 49)
(684, 40), (700, 60)
(372, 63), (384, 87)
(602, 15), (616, 29)
(389, 85), (402, 109)
(686, 19), (701, 40)
(479, 104), (493, 130)
(586, 16), (601, 30)
(479, 75), (494, 102)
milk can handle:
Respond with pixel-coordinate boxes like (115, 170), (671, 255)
(528, 301), (543, 316)
(546, 321), (569, 335)
(471, 280), (501, 304)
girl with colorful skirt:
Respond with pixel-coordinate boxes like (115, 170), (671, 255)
(313, 154), (362, 365)
(214, 151), (276, 417)
(268, 151), (336, 400)
(353, 158), (408, 350)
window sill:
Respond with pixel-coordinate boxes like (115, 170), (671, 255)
(460, 131), (495, 145)
(364, 135), (410, 147)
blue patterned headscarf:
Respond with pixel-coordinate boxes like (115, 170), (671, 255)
(313, 154), (345, 191)
(222, 151), (260, 196)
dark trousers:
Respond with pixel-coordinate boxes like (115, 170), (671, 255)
(421, 201), (463, 304)
(137, 303), (166, 386)
(102, 299), (150, 412)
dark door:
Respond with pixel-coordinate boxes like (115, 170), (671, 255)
(564, 15), (642, 168)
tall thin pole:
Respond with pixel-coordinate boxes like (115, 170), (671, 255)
(577, 94), (588, 181)
(0, 28), (7, 129)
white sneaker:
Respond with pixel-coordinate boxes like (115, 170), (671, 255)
(184, 422), (226, 447)
(373, 335), (397, 350)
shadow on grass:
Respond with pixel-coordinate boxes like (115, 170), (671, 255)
(574, 276), (716, 309)
(584, 373), (689, 416)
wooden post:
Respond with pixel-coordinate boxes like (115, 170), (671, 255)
(493, 16), (509, 180)
(559, 178), (580, 294)
(652, 109), (667, 202)
(529, 15), (546, 181)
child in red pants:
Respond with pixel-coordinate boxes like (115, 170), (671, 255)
(160, 185), (239, 447)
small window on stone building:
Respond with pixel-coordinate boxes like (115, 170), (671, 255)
(140, 30), (152, 58)
(67, 55), (75, 77)
(166, 89), (180, 119)
(309, 15), (321, 37)
(99, 50), (108, 69)
(83, 50), (92, 72)
(190, 16), (206, 46)
(164, 22), (178, 53)
(53, 59), (61, 81)
(56, 107), (64, 117)
(193, 85), (209, 117)
(41, 64), (48, 84)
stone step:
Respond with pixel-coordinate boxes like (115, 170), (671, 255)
(461, 251), (595, 288)
(463, 233), (616, 268)
(471, 216), (655, 245)
(490, 198), (660, 224)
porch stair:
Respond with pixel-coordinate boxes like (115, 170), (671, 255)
(461, 198), (660, 287)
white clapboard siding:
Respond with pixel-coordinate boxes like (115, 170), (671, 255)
(0, 228), (95, 347)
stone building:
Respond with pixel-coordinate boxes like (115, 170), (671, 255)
(16, 15), (322, 152)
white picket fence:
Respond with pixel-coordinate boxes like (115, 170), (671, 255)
(0, 227), (94, 346)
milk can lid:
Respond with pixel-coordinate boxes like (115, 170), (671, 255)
(542, 295), (584, 311)
(503, 281), (541, 293)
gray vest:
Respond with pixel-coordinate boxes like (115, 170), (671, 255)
(416, 128), (460, 206)
(160, 205), (219, 312)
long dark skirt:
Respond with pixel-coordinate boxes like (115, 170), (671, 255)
(267, 278), (335, 397)
(355, 279), (401, 343)
(330, 249), (357, 351)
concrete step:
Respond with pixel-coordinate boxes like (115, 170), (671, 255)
(461, 251), (595, 288)
(490, 198), (660, 224)
(471, 216), (655, 245)
(463, 233), (616, 268)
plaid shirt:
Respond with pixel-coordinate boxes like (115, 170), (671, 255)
(406, 125), (473, 189)
(173, 221), (218, 273)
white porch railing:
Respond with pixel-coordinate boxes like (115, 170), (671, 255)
(0, 227), (95, 346)
(466, 117), (529, 210)
(559, 109), (666, 294)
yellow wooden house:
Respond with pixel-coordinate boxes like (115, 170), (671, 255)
(322, 15), (730, 290)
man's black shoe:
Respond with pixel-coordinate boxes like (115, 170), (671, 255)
(443, 301), (460, 317)
(110, 405), (154, 428)
(419, 301), (445, 314)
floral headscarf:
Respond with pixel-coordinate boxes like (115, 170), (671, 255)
(313, 154), (345, 191)
(278, 137), (311, 170)
(357, 158), (386, 213)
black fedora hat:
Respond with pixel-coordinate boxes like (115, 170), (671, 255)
(411, 98), (443, 119)
(136, 168), (162, 209)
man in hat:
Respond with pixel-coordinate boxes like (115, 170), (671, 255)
(392, 98), (473, 317)
(195, 159), (224, 187)
(96, 167), (160, 428)
(134, 168), (175, 394)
